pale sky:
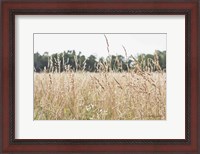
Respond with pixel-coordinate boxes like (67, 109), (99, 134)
(34, 33), (166, 58)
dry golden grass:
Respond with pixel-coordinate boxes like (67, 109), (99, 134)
(34, 71), (166, 120)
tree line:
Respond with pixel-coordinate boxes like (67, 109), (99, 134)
(34, 50), (166, 73)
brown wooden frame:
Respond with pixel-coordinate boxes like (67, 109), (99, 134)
(0, 0), (199, 153)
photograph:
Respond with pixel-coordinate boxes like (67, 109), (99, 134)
(2, 1), (199, 153)
(34, 33), (166, 120)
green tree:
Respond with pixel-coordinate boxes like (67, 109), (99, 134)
(85, 55), (97, 72)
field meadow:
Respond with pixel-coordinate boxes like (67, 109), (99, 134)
(34, 34), (166, 120)
(34, 70), (166, 120)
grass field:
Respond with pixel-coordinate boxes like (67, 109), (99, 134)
(34, 71), (166, 120)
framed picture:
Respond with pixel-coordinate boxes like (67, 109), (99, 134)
(1, 0), (199, 153)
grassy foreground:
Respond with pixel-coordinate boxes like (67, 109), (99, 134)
(34, 72), (166, 120)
